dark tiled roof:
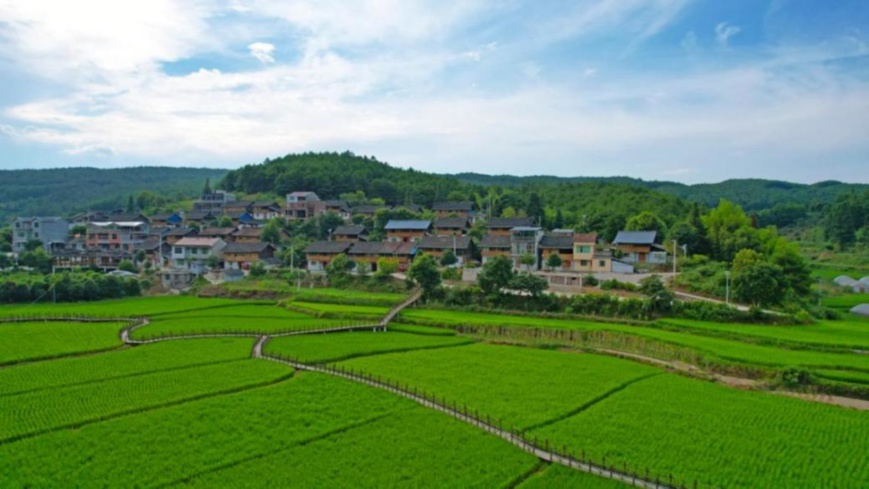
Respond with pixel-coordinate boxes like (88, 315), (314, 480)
(199, 227), (235, 237)
(251, 201), (279, 208)
(232, 227), (263, 237)
(487, 217), (535, 229)
(223, 242), (274, 254)
(333, 225), (367, 236)
(186, 211), (214, 221)
(166, 227), (197, 237)
(613, 231), (658, 245)
(433, 201), (474, 212)
(418, 235), (471, 251)
(347, 241), (417, 256)
(322, 200), (351, 212)
(434, 217), (469, 229)
(304, 241), (351, 254)
(384, 220), (431, 231)
(573, 233), (598, 243)
(539, 235), (574, 249)
(480, 235), (511, 249)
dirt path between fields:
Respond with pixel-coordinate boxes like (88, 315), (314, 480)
(575, 348), (869, 410)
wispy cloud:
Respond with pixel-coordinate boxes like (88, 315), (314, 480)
(0, 1), (867, 183)
(248, 42), (275, 63)
(715, 22), (741, 47)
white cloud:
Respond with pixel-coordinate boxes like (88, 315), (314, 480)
(248, 42), (275, 63)
(715, 22), (741, 47)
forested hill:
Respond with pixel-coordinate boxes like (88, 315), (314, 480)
(220, 152), (460, 205)
(456, 173), (869, 212)
(220, 152), (693, 232)
(0, 167), (227, 224)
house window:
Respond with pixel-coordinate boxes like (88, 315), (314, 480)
(173, 247), (181, 254)
(34, 222), (39, 228)
(575, 245), (591, 254)
(599, 260), (606, 267)
(580, 260), (589, 267)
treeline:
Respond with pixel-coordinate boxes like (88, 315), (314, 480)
(0, 271), (145, 304)
(457, 173), (868, 214)
(823, 191), (869, 248)
(0, 167), (226, 225)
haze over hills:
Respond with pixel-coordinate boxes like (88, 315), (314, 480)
(2, 154), (867, 224)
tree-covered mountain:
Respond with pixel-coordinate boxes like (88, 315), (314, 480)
(220, 151), (461, 205)
(456, 173), (868, 212)
(0, 167), (227, 224)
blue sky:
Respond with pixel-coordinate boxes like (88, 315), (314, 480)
(0, 0), (867, 183)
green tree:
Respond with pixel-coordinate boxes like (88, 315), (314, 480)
(325, 253), (354, 286)
(638, 275), (674, 314)
(477, 255), (514, 296)
(249, 262), (266, 277)
(374, 257), (399, 281)
(408, 253), (442, 298)
(553, 209), (565, 229)
(702, 200), (759, 262)
(262, 218), (284, 245)
(118, 260), (139, 274)
(203, 178), (212, 195)
(23, 239), (44, 252)
(126, 195), (135, 213)
(19, 248), (53, 273)
(519, 253), (536, 271)
(527, 192), (544, 224)
(217, 216), (234, 228)
(509, 272), (548, 297)
(731, 248), (783, 307)
(545, 252), (562, 270)
(625, 211), (667, 236)
(440, 249), (458, 267)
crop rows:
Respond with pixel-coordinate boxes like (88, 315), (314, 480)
(0, 320), (126, 365)
(133, 315), (348, 340)
(0, 372), (557, 488)
(658, 318), (869, 349)
(264, 331), (474, 364)
(339, 343), (659, 429)
(0, 337), (254, 397)
(0, 296), (257, 318)
(401, 309), (869, 373)
(0, 358), (289, 443)
(533, 374), (869, 488)
(518, 464), (629, 489)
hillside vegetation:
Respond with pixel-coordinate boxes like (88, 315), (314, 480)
(0, 167), (227, 224)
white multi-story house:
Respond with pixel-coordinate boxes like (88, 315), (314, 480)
(171, 237), (227, 273)
(11, 217), (70, 253)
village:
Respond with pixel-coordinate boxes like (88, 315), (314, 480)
(8, 187), (675, 291)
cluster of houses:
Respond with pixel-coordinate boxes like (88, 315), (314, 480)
(8, 189), (670, 287)
(302, 198), (668, 275)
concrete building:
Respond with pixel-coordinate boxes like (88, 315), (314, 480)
(11, 217), (70, 253)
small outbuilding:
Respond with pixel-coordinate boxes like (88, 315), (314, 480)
(851, 304), (869, 318)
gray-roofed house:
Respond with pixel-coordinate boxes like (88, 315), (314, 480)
(12, 217), (70, 253)
(222, 242), (276, 270)
(433, 217), (470, 236)
(384, 220), (432, 243)
(250, 201), (282, 220)
(347, 241), (418, 272)
(304, 241), (352, 272)
(480, 235), (511, 264)
(418, 235), (472, 266)
(539, 234), (574, 270)
(487, 217), (536, 236)
(851, 304), (869, 318)
(333, 225), (368, 242)
(612, 231), (666, 264)
(352, 204), (392, 217)
(432, 201), (475, 221)
(285, 191), (321, 221)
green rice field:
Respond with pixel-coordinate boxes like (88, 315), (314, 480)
(0, 320), (126, 365)
(264, 330), (473, 363)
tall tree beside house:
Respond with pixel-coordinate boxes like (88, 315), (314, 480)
(509, 273), (548, 297)
(545, 252), (562, 271)
(527, 192), (544, 225)
(440, 250), (458, 267)
(325, 253), (354, 287)
(126, 195), (135, 213)
(553, 209), (565, 229)
(261, 218), (284, 245)
(478, 255), (514, 297)
(408, 253), (442, 299)
(702, 200), (759, 263)
(625, 211), (667, 236)
(519, 253), (536, 272)
(203, 178), (212, 195)
(731, 249), (783, 307)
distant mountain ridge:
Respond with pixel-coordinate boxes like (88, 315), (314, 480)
(0, 167), (227, 224)
(454, 173), (868, 211)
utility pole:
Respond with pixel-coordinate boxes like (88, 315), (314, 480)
(725, 270), (731, 306)
(672, 239), (677, 275)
